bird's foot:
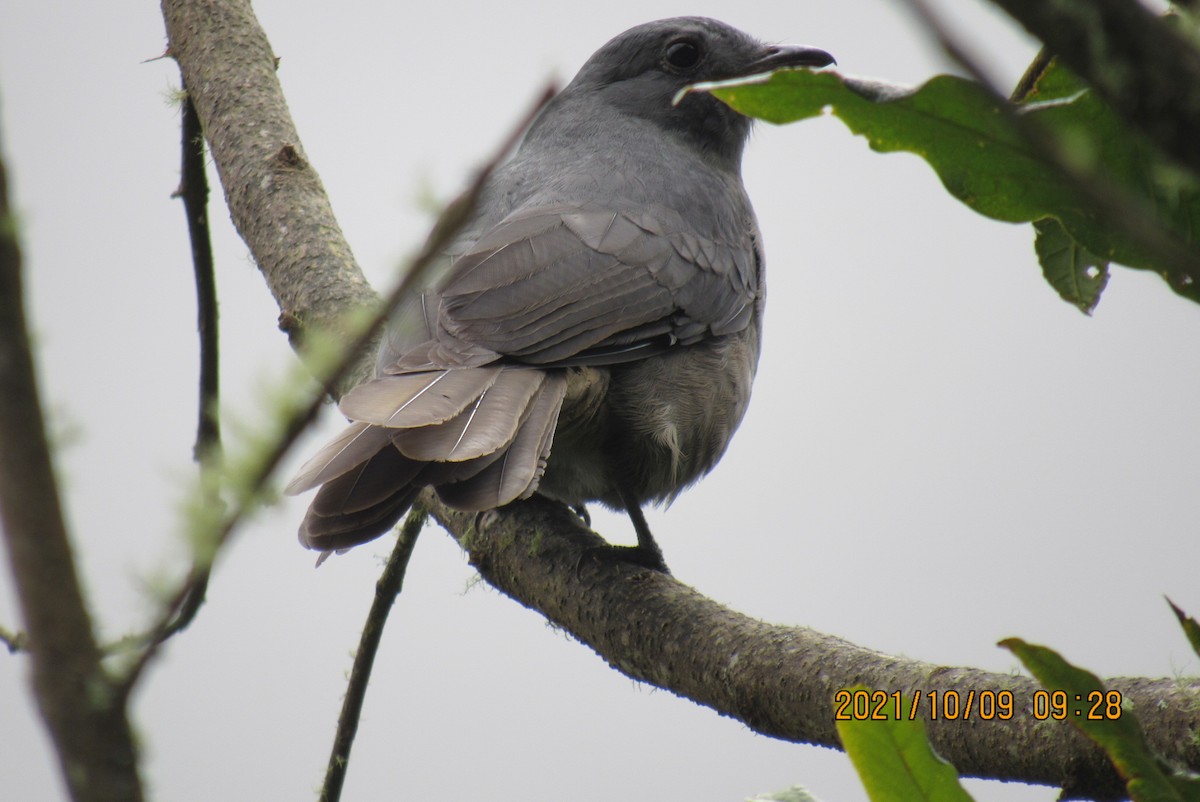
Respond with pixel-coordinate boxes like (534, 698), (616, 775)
(577, 541), (671, 576)
(569, 502), (591, 527)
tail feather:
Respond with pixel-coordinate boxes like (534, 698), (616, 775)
(340, 367), (503, 428)
(300, 486), (419, 551)
(290, 365), (569, 553)
(299, 445), (426, 550)
(419, 441), (508, 486)
(310, 444), (424, 516)
(436, 372), (566, 509)
(525, 377), (563, 498)
(285, 421), (393, 496)
(506, 371), (566, 501)
(392, 367), (545, 462)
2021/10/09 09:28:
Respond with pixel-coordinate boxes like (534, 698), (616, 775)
(832, 688), (1125, 722)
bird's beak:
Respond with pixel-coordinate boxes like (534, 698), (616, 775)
(745, 44), (836, 75)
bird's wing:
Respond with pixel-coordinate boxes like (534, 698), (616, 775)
(383, 203), (759, 371)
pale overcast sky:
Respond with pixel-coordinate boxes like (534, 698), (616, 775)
(1, 2), (1197, 801)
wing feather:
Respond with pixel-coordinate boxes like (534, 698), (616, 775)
(434, 207), (756, 368)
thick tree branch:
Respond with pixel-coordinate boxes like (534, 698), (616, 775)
(985, 0), (1200, 179)
(0, 117), (145, 801)
(438, 497), (1195, 797)
(161, 1), (1200, 798)
(435, 495), (1200, 799)
(161, 0), (380, 393)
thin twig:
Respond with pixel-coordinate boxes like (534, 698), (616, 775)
(112, 90), (222, 698)
(1009, 47), (1053, 103)
(147, 567), (210, 647)
(178, 91), (221, 466)
(117, 84), (555, 694)
(320, 508), (426, 802)
(155, 89), (223, 653)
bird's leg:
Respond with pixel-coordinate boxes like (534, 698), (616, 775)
(613, 485), (671, 574)
(578, 485), (672, 573)
(571, 487), (671, 575)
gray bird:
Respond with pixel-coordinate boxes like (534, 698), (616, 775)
(286, 17), (833, 570)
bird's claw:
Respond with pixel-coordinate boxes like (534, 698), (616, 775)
(574, 542), (671, 579)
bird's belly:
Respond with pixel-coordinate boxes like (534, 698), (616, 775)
(538, 330), (758, 509)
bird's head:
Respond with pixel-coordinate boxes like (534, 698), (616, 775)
(558, 17), (834, 168)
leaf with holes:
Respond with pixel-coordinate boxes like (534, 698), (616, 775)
(1033, 218), (1108, 314)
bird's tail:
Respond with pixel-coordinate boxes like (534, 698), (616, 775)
(285, 365), (566, 552)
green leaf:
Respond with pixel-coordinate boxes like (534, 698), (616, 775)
(1033, 218), (1109, 314)
(1019, 59), (1200, 295)
(1166, 597), (1200, 659)
(1001, 639), (1200, 802)
(703, 71), (1062, 222)
(835, 687), (974, 802)
(697, 69), (1200, 305)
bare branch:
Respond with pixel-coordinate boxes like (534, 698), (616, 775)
(132, 91), (225, 660)
(160, 0), (380, 393)
(320, 509), (425, 802)
(0, 107), (145, 802)
(114, 91), (224, 696)
(177, 91), (221, 467)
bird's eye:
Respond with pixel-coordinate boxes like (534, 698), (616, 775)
(664, 39), (702, 71)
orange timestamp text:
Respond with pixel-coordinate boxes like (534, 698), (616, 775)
(833, 688), (1124, 722)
